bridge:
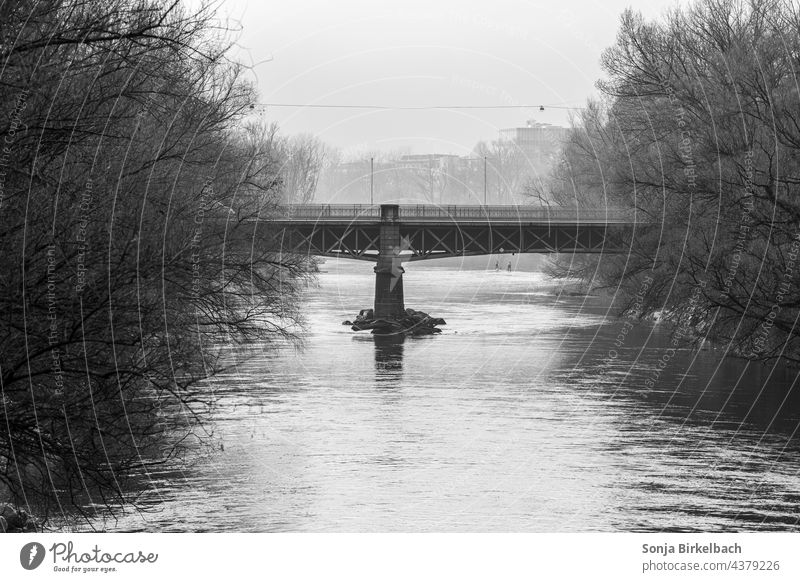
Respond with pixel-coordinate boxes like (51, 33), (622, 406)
(271, 204), (636, 320)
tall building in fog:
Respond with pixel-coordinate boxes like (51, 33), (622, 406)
(498, 120), (569, 172)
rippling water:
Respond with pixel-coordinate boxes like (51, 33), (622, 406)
(101, 260), (800, 532)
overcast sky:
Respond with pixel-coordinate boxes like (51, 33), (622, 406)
(216, 0), (684, 156)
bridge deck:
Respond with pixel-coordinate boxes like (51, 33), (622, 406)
(264, 204), (637, 261)
(273, 204), (635, 225)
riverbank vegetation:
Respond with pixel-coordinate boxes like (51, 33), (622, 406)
(538, 0), (800, 363)
(0, 0), (313, 528)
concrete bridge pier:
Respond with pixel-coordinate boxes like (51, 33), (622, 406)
(374, 204), (405, 318)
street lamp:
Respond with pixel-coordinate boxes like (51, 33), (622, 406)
(483, 156), (487, 206)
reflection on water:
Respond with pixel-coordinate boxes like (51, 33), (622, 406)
(95, 260), (800, 533)
(373, 334), (405, 378)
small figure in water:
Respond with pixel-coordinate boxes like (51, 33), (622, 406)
(507, 262), (512, 271)
(495, 261), (499, 271)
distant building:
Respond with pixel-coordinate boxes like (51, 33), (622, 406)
(398, 153), (460, 169)
(498, 120), (569, 169)
(319, 154), (479, 205)
(316, 123), (570, 205)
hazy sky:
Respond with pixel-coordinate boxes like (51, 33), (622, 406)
(216, 0), (683, 156)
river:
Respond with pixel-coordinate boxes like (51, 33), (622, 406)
(100, 260), (800, 532)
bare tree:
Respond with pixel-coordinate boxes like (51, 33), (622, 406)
(0, 0), (311, 528)
(538, 0), (800, 361)
(474, 140), (530, 204)
(277, 133), (328, 204)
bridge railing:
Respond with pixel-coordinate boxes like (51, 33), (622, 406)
(277, 204), (382, 220)
(398, 205), (633, 222)
(274, 204), (634, 222)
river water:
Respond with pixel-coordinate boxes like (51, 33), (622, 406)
(102, 260), (800, 532)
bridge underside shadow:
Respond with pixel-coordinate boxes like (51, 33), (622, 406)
(273, 219), (629, 262)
